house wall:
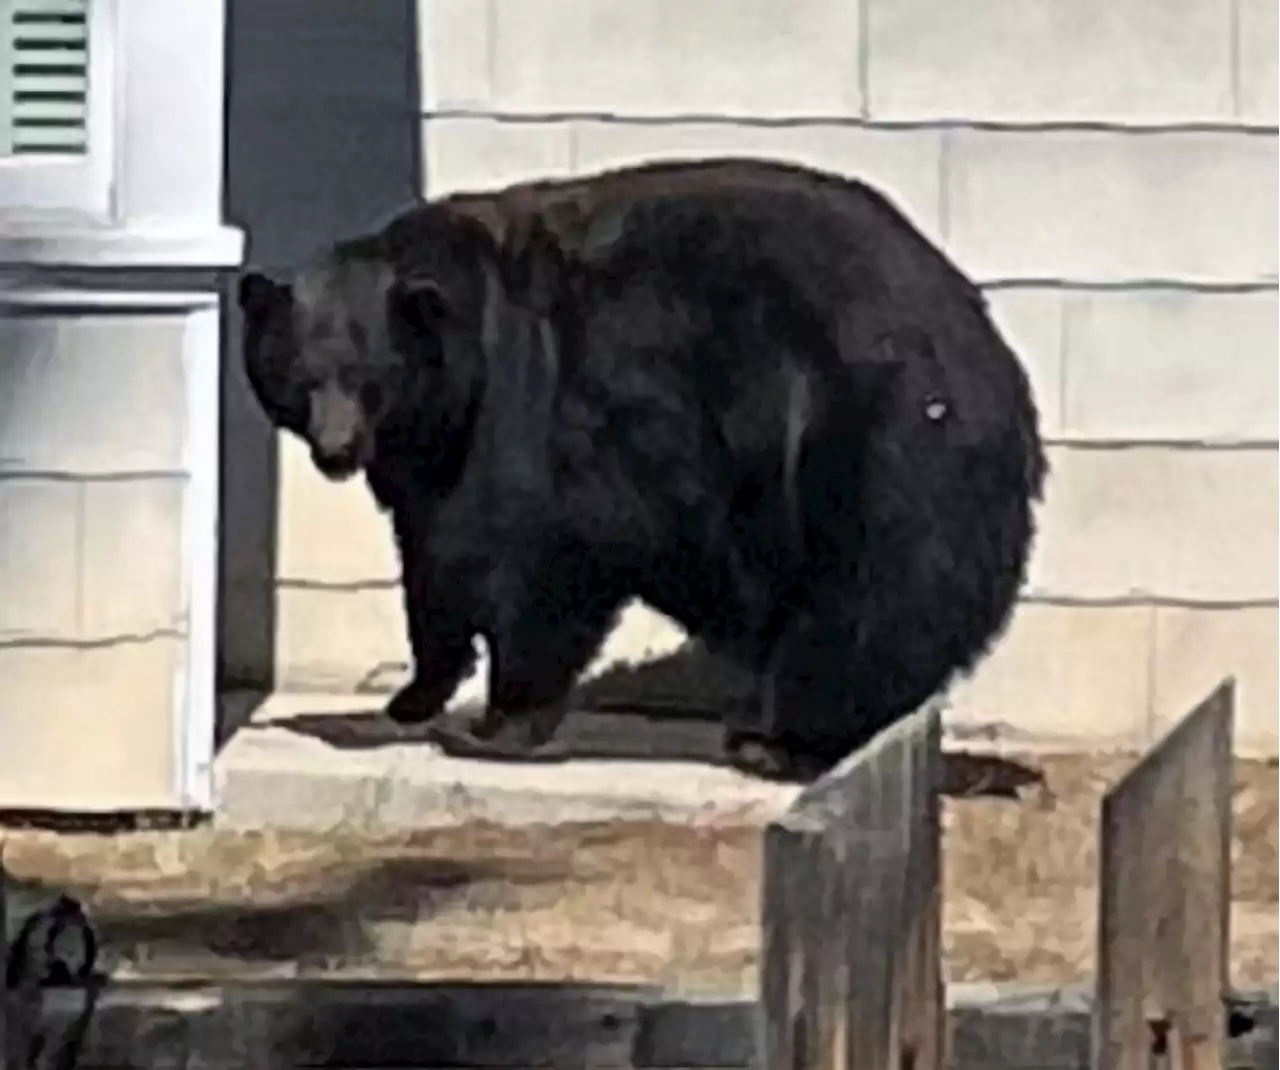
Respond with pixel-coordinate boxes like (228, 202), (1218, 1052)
(266, 0), (1278, 751)
(0, 304), (222, 811)
(0, 0), (241, 811)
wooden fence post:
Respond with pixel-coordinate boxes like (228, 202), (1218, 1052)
(1094, 679), (1236, 1070)
(1, 842), (7, 1070)
(761, 704), (944, 1070)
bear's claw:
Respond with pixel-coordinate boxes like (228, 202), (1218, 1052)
(425, 718), (570, 763)
(725, 732), (828, 784)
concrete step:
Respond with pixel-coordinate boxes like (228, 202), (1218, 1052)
(214, 691), (802, 831)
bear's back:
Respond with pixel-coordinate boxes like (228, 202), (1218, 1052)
(559, 180), (1043, 502)
(439, 156), (931, 255)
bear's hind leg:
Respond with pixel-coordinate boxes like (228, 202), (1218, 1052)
(730, 583), (953, 781)
(725, 730), (832, 783)
(427, 587), (623, 762)
(725, 598), (882, 783)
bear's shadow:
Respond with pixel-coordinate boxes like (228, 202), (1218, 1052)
(259, 643), (1045, 798)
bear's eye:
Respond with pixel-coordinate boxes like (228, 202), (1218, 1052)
(361, 381), (384, 413)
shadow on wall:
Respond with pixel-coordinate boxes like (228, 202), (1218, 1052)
(216, 0), (424, 746)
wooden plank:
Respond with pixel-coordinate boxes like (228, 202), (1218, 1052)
(632, 999), (759, 1068)
(841, 724), (900, 1070)
(759, 819), (809, 1070)
(900, 707), (945, 1070)
(20, 981), (1279, 1069)
(1094, 680), (1236, 1070)
(84, 981), (657, 1068)
(761, 704), (944, 1070)
(23, 982), (653, 1069)
(1, 843), (7, 1067)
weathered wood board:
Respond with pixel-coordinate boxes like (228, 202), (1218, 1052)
(10, 979), (1279, 1070)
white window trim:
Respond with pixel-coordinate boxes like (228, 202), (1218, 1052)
(0, 0), (116, 224)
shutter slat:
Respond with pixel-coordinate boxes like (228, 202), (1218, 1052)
(1, 0), (90, 157)
(15, 97), (87, 118)
(11, 72), (85, 94)
(15, 24), (87, 45)
(12, 0), (83, 14)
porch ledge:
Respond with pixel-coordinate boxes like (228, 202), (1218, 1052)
(213, 690), (803, 830)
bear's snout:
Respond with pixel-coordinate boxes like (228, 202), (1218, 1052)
(308, 383), (371, 479)
(311, 441), (365, 480)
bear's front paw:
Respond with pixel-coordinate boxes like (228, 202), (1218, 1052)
(384, 678), (451, 725)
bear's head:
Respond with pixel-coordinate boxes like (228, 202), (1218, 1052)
(237, 207), (584, 487)
(237, 249), (464, 482)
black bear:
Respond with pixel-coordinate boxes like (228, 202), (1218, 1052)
(238, 219), (498, 728)
(239, 157), (1047, 780)
(237, 157), (892, 753)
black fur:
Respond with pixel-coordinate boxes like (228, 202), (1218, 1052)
(238, 158), (1046, 780)
(238, 217), (499, 721)
(434, 189), (1043, 775)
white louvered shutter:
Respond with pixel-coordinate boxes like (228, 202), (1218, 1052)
(0, 0), (90, 157)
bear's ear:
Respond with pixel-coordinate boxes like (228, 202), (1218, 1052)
(237, 271), (288, 320)
(387, 274), (456, 337)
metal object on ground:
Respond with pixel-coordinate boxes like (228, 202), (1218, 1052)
(2, 860), (104, 1070)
